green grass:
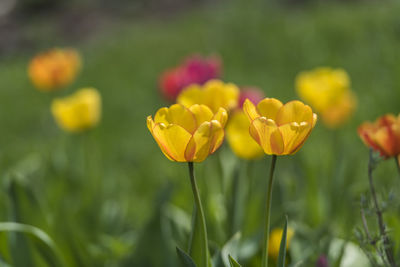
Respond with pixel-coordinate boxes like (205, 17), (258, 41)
(1, 0), (400, 266)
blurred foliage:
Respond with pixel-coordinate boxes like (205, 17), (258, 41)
(1, 0), (400, 266)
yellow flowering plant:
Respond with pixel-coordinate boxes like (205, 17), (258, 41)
(296, 67), (356, 128)
(147, 103), (228, 267)
(51, 88), (101, 133)
(177, 79), (240, 113)
(243, 97), (317, 267)
(28, 48), (81, 91)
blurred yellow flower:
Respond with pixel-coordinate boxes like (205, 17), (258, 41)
(147, 104), (227, 162)
(226, 111), (264, 160)
(51, 88), (101, 133)
(243, 98), (317, 155)
(28, 48), (81, 91)
(296, 67), (356, 128)
(177, 79), (240, 113)
(268, 227), (294, 260)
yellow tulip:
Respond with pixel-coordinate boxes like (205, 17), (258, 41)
(226, 111), (264, 160)
(177, 79), (240, 113)
(296, 67), (356, 128)
(147, 104), (228, 162)
(268, 227), (294, 260)
(28, 48), (81, 91)
(51, 88), (101, 133)
(243, 98), (317, 155)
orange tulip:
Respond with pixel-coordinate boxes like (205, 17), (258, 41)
(358, 114), (400, 161)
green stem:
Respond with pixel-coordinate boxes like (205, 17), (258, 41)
(261, 155), (278, 267)
(394, 157), (400, 178)
(188, 162), (209, 267)
(368, 149), (396, 267)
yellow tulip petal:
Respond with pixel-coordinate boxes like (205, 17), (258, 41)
(185, 120), (224, 162)
(257, 98), (283, 120)
(275, 100), (314, 126)
(212, 107), (228, 127)
(250, 117), (284, 155)
(188, 104), (214, 126)
(147, 116), (155, 134)
(177, 85), (203, 108)
(154, 104), (197, 133)
(152, 123), (192, 162)
(226, 112), (264, 160)
(243, 99), (261, 122)
(278, 122), (312, 154)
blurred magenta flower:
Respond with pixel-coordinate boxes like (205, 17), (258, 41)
(238, 87), (264, 108)
(316, 255), (328, 267)
(159, 55), (221, 101)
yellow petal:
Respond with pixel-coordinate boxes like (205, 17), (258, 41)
(154, 104), (197, 134)
(275, 100), (314, 126)
(249, 117), (284, 155)
(177, 85), (203, 108)
(147, 116), (155, 134)
(212, 107), (228, 128)
(243, 99), (261, 122)
(152, 123), (192, 162)
(278, 122), (312, 155)
(188, 104), (214, 126)
(185, 120), (224, 162)
(256, 98), (283, 120)
(226, 111), (264, 160)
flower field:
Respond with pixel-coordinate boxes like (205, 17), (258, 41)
(1, 0), (400, 266)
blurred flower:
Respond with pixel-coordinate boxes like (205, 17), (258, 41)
(147, 104), (227, 162)
(316, 255), (329, 267)
(177, 79), (239, 113)
(51, 88), (101, 133)
(243, 98), (317, 155)
(28, 48), (81, 91)
(238, 87), (265, 108)
(159, 55), (221, 101)
(226, 111), (264, 160)
(358, 114), (400, 161)
(268, 227), (294, 260)
(296, 67), (356, 128)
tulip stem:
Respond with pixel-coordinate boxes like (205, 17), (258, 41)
(394, 157), (400, 178)
(188, 162), (209, 267)
(261, 155), (277, 267)
(368, 149), (396, 267)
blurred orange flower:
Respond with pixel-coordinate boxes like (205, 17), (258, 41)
(296, 67), (356, 128)
(358, 114), (400, 161)
(28, 48), (81, 91)
(243, 98), (317, 155)
(147, 104), (227, 162)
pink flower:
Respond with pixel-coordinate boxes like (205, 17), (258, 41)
(159, 55), (221, 101)
(238, 87), (265, 108)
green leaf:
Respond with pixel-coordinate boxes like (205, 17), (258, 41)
(228, 255), (242, 267)
(221, 232), (241, 267)
(277, 216), (288, 267)
(0, 222), (66, 267)
(177, 246), (197, 267)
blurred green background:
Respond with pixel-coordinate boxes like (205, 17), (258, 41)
(1, 0), (400, 266)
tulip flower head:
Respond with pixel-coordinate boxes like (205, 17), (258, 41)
(28, 48), (81, 91)
(51, 88), (101, 133)
(226, 111), (264, 160)
(147, 104), (228, 162)
(159, 55), (221, 101)
(177, 79), (240, 113)
(243, 98), (317, 155)
(268, 227), (294, 260)
(238, 87), (265, 108)
(296, 67), (356, 128)
(358, 114), (400, 161)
